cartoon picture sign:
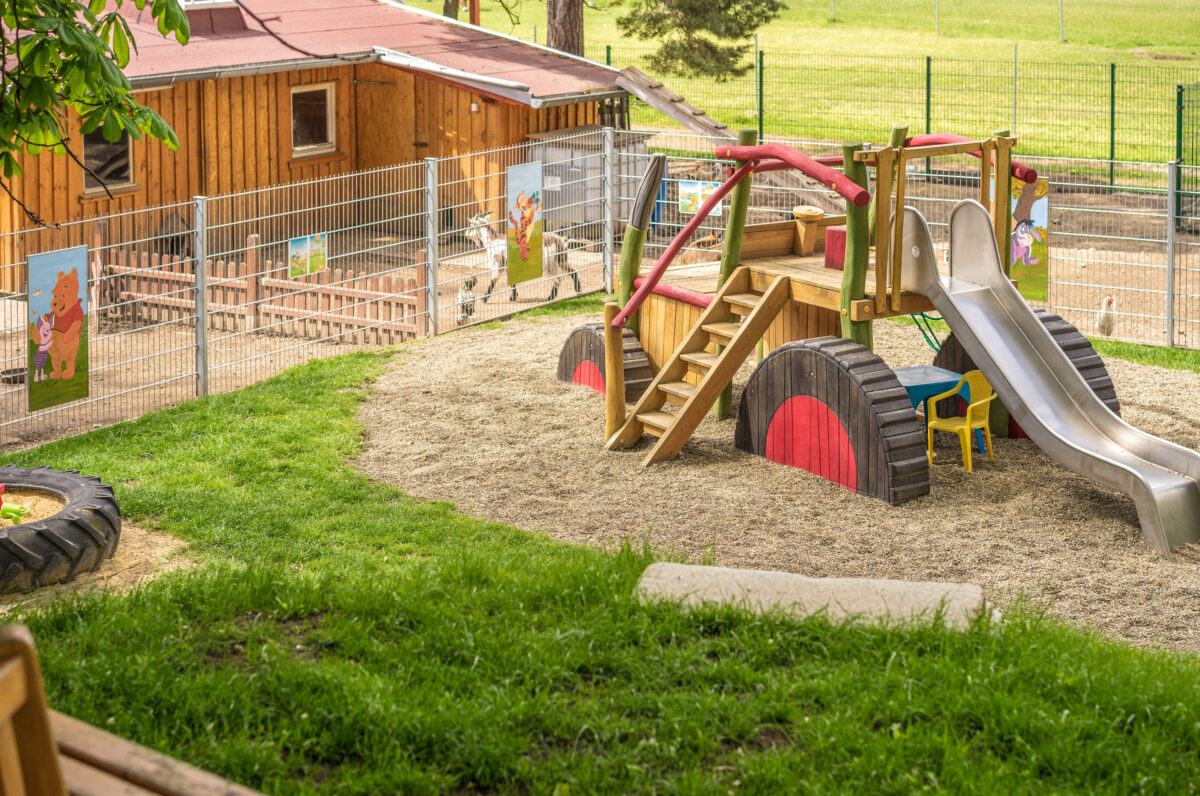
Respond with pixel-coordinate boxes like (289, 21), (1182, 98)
(506, 161), (543, 287)
(1009, 177), (1049, 302)
(679, 180), (723, 217)
(27, 246), (89, 411)
(288, 232), (328, 279)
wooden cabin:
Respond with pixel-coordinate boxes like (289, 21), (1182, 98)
(0, 0), (628, 293)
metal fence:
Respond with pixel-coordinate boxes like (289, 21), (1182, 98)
(1, 127), (1197, 450)
(0, 129), (632, 451)
(590, 44), (1200, 166)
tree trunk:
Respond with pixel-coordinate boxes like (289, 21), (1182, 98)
(442, 0), (459, 20)
(547, 0), (584, 56)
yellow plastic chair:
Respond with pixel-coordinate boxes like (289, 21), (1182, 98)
(926, 370), (997, 472)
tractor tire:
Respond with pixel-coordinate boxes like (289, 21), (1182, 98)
(0, 466), (121, 595)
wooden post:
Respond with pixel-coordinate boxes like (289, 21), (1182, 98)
(840, 142), (872, 348)
(889, 149), (907, 313)
(246, 234), (261, 331)
(868, 124), (908, 238)
(992, 130), (1013, 276)
(603, 302), (625, 442)
(872, 147), (894, 317)
(713, 128), (758, 420)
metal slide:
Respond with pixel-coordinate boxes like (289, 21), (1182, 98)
(903, 200), (1200, 554)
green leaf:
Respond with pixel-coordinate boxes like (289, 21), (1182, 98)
(112, 23), (130, 65)
(101, 112), (122, 142)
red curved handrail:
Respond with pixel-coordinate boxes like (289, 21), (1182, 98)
(716, 143), (871, 207)
(610, 160), (756, 330)
(903, 133), (1038, 183)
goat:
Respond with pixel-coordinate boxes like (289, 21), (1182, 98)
(464, 211), (581, 302)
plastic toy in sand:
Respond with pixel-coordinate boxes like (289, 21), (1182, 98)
(0, 484), (30, 522)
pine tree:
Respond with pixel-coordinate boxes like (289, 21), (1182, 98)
(617, 0), (784, 80)
(548, 0), (584, 56)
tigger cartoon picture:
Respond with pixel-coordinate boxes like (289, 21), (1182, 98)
(505, 161), (544, 288)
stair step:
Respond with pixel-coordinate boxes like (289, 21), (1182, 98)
(724, 292), (763, 315)
(680, 351), (718, 370)
(702, 321), (742, 342)
(637, 410), (675, 436)
(658, 380), (696, 405)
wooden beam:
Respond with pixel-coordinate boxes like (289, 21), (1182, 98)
(888, 149), (907, 313)
(872, 146), (894, 317)
(840, 142), (872, 348)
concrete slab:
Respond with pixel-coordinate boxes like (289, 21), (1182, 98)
(637, 562), (988, 630)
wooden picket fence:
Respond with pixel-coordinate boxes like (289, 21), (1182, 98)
(105, 235), (425, 344)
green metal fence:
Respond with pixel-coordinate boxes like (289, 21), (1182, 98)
(591, 45), (1200, 167)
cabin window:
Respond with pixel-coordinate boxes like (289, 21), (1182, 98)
(82, 129), (133, 191)
(291, 84), (336, 156)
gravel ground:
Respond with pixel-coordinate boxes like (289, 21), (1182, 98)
(357, 313), (1200, 653)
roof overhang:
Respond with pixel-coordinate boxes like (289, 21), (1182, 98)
(126, 45), (626, 108)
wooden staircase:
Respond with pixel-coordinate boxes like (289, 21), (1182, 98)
(606, 267), (791, 465)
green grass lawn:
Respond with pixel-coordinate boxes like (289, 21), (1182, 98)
(3, 303), (1199, 792)
(408, 0), (1200, 162)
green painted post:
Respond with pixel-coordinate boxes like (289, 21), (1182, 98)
(869, 125), (908, 239)
(713, 128), (759, 420)
(617, 153), (667, 335)
(840, 143), (872, 349)
(925, 56), (932, 175)
(993, 128), (1013, 276)
(757, 51), (765, 143)
(1109, 63), (1116, 186)
(605, 44), (612, 66)
(1177, 85), (1184, 222)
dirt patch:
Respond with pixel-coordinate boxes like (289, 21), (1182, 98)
(0, 488), (66, 527)
(0, 521), (194, 613)
(356, 313), (1200, 654)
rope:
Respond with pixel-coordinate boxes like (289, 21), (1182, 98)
(912, 312), (944, 352)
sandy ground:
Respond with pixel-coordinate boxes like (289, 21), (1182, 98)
(0, 488), (65, 528)
(0, 521), (194, 614)
(357, 312), (1200, 654)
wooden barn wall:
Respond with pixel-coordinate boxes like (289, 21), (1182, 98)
(0, 63), (598, 292)
(762, 302), (842, 353)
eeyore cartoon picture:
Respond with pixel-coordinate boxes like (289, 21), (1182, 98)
(1011, 218), (1042, 267)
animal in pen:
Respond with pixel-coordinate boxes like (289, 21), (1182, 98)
(464, 211), (581, 302)
(456, 276), (477, 327)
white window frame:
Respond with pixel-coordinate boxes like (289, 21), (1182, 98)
(290, 82), (337, 158)
(181, 1), (240, 8)
(82, 129), (134, 193)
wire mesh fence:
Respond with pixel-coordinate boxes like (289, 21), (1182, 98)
(589, 44), (1200, 166)
(1, 127), (1197, 451)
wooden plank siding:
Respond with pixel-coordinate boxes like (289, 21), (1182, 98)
(0, 62), (599, 293)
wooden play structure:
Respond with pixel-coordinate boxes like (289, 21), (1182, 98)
(557, 127), (1115, 504)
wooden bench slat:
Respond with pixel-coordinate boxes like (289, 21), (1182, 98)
(51, 712), (261, 796)
(60, 755), (154, 796)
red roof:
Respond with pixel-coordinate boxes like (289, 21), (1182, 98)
(122, 0), (622, 105)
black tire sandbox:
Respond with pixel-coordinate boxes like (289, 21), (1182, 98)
(0, 466), (121, 594)
(557, 322), (653, 403)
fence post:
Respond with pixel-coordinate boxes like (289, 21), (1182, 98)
(1109, 63), (1116, 186)
(1177, 85), (1185, 222)
(424, 157), (439, 337)
(1167, 160), (1178, 347)
(602, 126), (615, 293)
(756, 50), (765, 143)
(246, 233), (261, 331)
(925, 56), (932, 174)
(193, 195), (209, 397)
(605, 44), (611, 66)
(1011, 44), (1018, 133)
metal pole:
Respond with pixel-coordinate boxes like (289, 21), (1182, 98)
(1109, 63), (1116, 186)
(192, 195), (209, 397)
(1177, 85), (1185, 223)
(424, 157), (439, 337)
(1012, 43), (1018, 133)
(757, 49), (765, 143)
(935, 0), (939, 35)
(1167, 161), (1177, 347)
(925, 55), (932, 175)
(602, 126), (615, 293)
(605, 44), (611, 66)
(831, 0), (835, 21)
(1059, 0), (1065, 42)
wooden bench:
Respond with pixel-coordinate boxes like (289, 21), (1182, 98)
(0, 625), (262, 796)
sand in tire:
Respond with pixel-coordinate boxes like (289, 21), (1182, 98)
(357, 313), (1200, 653)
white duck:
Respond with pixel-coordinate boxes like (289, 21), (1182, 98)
(1095, 293), (1117, 337)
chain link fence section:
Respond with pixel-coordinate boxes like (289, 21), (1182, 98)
(592, 44), (1200, 166)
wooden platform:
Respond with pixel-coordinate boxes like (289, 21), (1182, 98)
(645, 221), (934, 322)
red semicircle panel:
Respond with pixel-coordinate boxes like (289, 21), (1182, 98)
(571, 360), (605, 394)
(765, 395), (857, 491)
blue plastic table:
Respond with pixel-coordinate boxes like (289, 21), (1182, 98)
(893, 365), (985, 453)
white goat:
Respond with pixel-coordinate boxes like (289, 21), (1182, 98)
(464, 211), (581, 302)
